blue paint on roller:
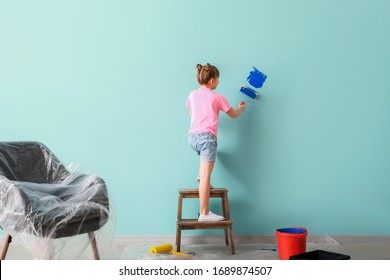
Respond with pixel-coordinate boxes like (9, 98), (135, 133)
(247, 66), (267, 89)
(240, 86), (257, 99)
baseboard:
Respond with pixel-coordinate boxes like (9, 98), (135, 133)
(2, 234), (390, 246)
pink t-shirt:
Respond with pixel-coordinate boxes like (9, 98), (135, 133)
(186, 88), (232, 137)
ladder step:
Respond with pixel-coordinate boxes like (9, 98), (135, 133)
(179, 188), (228, 198)
(177, 219), (233, 229)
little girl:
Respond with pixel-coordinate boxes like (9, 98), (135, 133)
(186, 63), (246, 221)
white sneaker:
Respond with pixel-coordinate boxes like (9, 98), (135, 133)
(198, 211), (225, 222)
(197, 176), (214, 188)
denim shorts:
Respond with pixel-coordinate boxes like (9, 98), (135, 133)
(188, 132), (218, 162)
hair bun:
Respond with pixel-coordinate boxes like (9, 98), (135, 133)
(195, 63), (219, 85)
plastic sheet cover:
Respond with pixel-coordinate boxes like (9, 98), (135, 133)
(121, 235), (347, 260)
(0, 142), (116, 259)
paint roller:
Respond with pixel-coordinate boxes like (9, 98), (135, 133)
(149, 243), (194, 257)
(149, 243), (173, 254)
(240, 86), (258, 99)
(240, 99), (257, 105)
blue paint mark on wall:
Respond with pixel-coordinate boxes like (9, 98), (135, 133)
(247, 66), (267, 88)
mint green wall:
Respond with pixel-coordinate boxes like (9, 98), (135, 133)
(1, 0), (389, 235)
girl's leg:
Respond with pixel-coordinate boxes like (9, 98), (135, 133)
(198, 160), (215, 215)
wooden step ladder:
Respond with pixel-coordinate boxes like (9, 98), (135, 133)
(175, 188), (235, 254)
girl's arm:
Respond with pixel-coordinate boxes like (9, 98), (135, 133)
(226, 103), (246, 118)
